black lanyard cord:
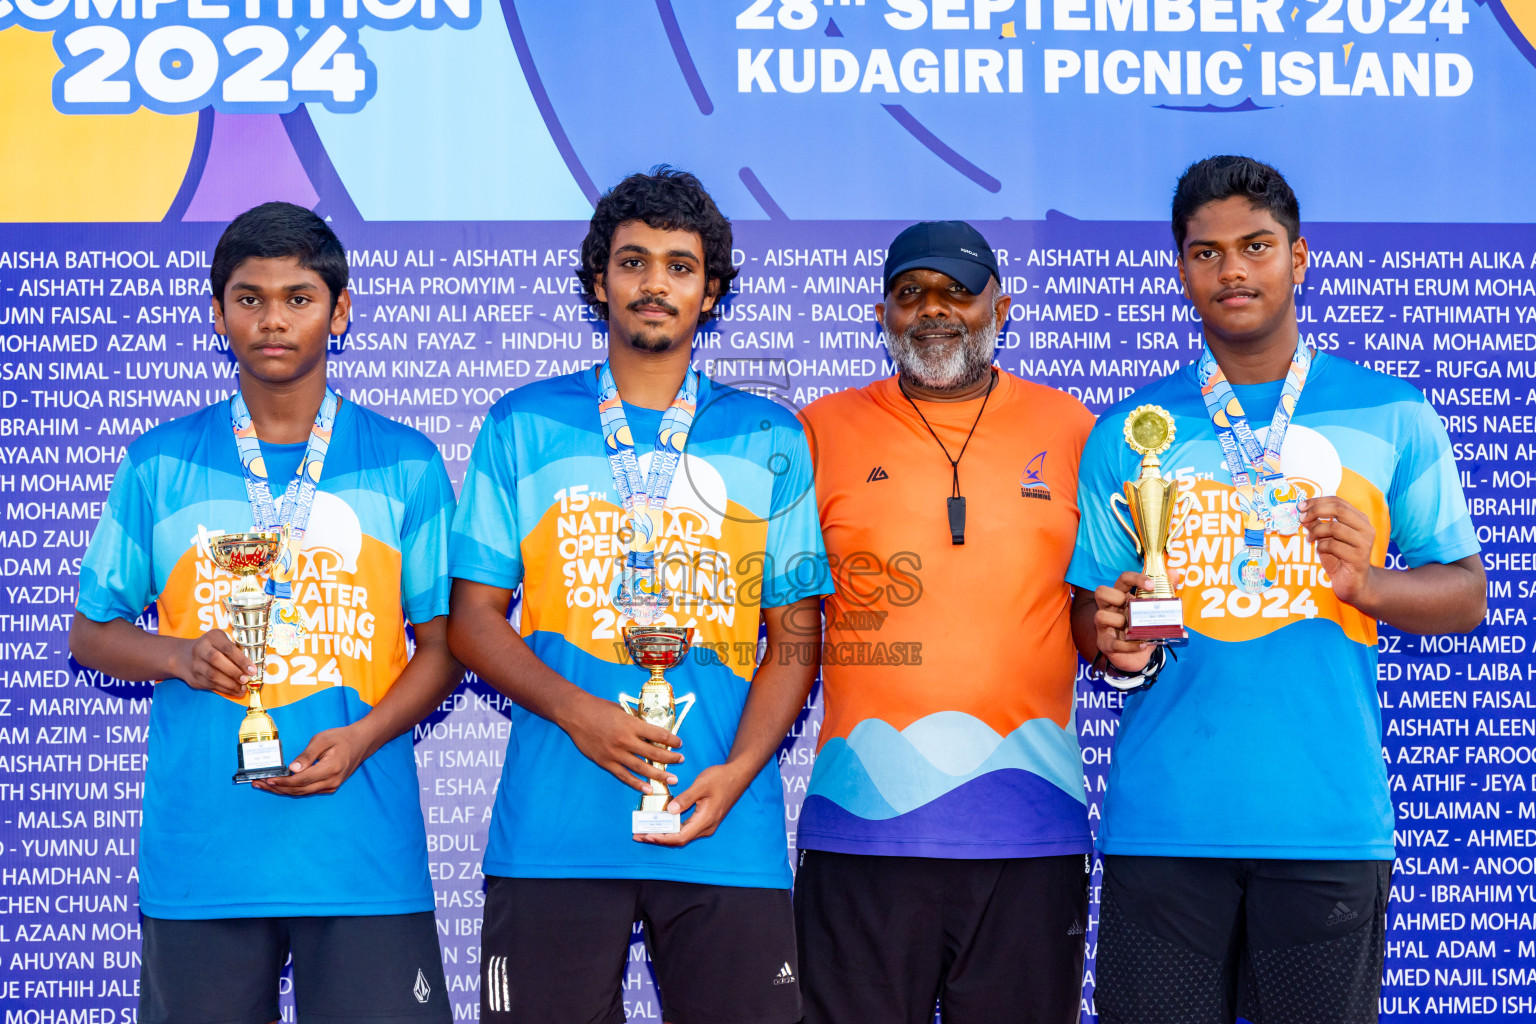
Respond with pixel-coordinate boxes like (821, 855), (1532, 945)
(899, 369), (996, 544)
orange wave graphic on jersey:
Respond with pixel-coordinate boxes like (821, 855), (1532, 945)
(159, 536), (408, 710)
(1162, 468), (1387, 646)
(519, 497), (773, 681)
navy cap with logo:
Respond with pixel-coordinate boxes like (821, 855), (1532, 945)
(882, 221), (1000, 297)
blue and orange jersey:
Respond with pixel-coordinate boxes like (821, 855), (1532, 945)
(77, 398), (455, 918)
(798, 373), (1095, 859)
(448, 369), (832, 889)
(1068, 351), (1479, 859)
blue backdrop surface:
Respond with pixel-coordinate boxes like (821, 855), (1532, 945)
(0, 2), (1534, 1021)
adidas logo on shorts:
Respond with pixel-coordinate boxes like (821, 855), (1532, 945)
(1325, 901), (1359, 928)
(774, 962), (797, 986)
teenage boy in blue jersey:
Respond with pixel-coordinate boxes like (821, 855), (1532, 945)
(447, 168), (831, 1024)
(70, 202), (461, 1024)
(1071, 156), (1486, 1024)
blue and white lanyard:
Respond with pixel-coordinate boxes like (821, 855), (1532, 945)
(1196, 341), (1312, 549)
(230, 387), (339, 599)
(596, 362), (698, 621)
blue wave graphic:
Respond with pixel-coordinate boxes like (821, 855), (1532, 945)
(808, 711), (1085, 821)
(1153, 96), (1276, 113)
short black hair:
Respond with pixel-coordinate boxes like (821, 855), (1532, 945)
(1171, 156), (1300, 252)
(577, 166), (737, 322)
(211, 202), (348, 309)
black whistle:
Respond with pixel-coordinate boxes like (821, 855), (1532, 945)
(947, 496), (966, 545)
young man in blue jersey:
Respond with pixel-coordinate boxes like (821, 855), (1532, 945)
(70, 202), (462, 1024)
(1070, 156), (1487, 1023)
(447, 168), (831, 1024)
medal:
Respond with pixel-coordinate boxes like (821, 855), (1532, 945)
(1231, 546), (1275, 595)
(267, 599), (307, 656)
(609, 572), (666, 627)
(1261, 475), (1302, 535)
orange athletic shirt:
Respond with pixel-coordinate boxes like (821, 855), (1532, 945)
(798, 372), (1094, 858)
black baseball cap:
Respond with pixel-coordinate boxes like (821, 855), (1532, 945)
(883, 221), (1000, 296)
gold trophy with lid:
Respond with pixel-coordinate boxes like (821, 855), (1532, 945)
(1110, 406), (1193, 641)
(618, 626), (696, 834)
(204, 530), (294, 783)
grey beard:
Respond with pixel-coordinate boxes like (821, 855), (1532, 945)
(884, 316), (999, 391)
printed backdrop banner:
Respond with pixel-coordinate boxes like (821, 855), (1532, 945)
(1, 1), (1535, 1021)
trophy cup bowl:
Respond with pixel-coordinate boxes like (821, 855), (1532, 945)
(618, 626), (697, 834)
(206, 530), (292, 783)
(1118, 472), (1179, 600)
(207, 530), (282, 579)
(1111, 406), (1191, 643)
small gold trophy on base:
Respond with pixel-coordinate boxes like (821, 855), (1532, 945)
(618, 626), (696, 834)
(1111, 406), (1193, 642)
(206, 530), (293, 784)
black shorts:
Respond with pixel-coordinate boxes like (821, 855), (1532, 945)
(479, 874), (800, 1024)
(1095, 855), (1392, 1024)
(140, 911), (450, 1024)
(793, 850), (1090, 1024)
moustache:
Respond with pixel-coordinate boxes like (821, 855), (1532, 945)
(628, 298), (679, 316)
(902, 318), (968, 341)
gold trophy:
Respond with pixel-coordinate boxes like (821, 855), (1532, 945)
(205, 529), (293, 784)
(1110, 405), (1193, 642)
(618, 626), (696, 834)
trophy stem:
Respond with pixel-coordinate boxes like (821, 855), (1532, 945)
(1141, 552), (1177, 599)
(620, 625), (694, 833)
(207, 530), (292, 783)
(238, 705), (279, 742)
(226, 582), (282, 780)
(633, 681), (681, 816)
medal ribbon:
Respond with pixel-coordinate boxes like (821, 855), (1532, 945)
(596, 361), (699, 619)
(229, 387), (340, 599)
(1196, 341), (1312, 542)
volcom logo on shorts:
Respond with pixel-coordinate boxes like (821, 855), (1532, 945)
(413, 968), (431, 1003)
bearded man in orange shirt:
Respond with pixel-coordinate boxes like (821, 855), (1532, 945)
(795, 221), (1098, 1024)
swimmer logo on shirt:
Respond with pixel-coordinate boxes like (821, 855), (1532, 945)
(1020, 451), (1052, 500)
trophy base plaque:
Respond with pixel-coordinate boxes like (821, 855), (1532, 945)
(633, 811), (682, 834)
(1125, 597), (1186, 642)
(233, 739), (292, 784)
(633, 788), (682, 834)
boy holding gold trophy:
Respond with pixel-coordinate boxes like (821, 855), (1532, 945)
(1070, 157), (1487, 1024)
(70, 203), (461, 1024)
(448, 168), (831, 1024)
